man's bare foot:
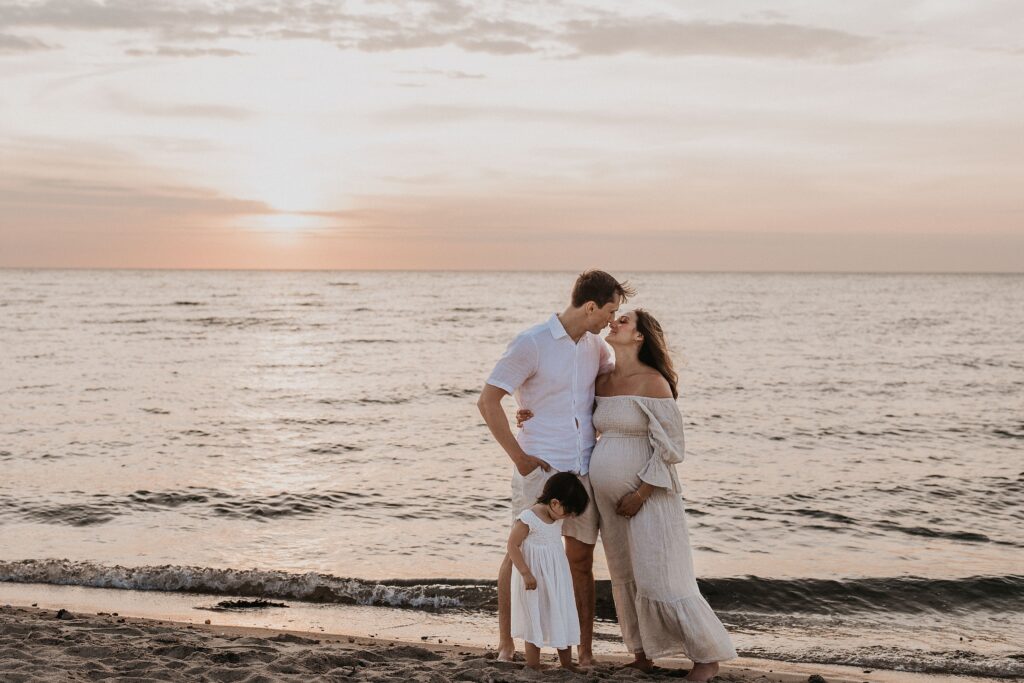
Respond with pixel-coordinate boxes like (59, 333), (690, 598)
(625, 657), (654, 673)
(685, 661), (719, 681)
(496, 644), (515, 662)
(574, 647), (596, 668)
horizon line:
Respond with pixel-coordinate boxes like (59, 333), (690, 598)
(2, 266), (1023, 276)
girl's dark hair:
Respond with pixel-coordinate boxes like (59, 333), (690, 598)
(537, 472), (589, 516)
(634, 309), (679, 399)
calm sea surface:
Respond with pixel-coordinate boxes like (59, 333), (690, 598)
(1, 270), (1021, 677)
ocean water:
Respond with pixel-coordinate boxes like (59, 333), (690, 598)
(1, 269), (1021, 677)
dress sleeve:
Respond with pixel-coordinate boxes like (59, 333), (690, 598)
(516, 509), (537, 531)
(633, 399), (685, 493)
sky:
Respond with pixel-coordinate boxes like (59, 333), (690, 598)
(1, 0), (1022, 271)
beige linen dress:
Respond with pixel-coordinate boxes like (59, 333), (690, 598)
(590, 395), (736, 662)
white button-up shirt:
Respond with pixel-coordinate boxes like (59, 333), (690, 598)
(486, 314), (614, 475)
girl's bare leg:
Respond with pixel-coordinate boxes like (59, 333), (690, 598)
(558, 648), (582, 672)
(524, 643), (543, 670)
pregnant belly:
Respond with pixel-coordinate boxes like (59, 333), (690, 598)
(589, 437), (651, 500)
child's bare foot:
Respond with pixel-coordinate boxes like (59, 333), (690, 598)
(685, 661), (719, 681)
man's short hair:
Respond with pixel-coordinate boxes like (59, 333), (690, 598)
(571, 270), (636, 308)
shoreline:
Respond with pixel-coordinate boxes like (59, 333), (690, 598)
(0, 603), (862, 683)
(1, 598), (1005, 683)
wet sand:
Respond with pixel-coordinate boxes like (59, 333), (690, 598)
(0, 604), (868, 683)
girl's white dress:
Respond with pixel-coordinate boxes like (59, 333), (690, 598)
(510, 509), (580, 649)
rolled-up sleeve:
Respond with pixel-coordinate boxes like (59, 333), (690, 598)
(486, 332), (538, 395)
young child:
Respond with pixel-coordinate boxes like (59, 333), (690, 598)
(507, 472), (590, 671)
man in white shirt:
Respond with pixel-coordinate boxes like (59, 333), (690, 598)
(478, 270), (636, 666)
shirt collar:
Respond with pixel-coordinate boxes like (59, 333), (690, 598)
(547, 313), (569, 340)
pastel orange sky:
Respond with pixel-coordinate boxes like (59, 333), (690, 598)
(1, 0), (1022, 271)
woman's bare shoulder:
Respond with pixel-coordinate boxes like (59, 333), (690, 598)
(637, 372), (673, 399)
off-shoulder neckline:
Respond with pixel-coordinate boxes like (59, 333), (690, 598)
(595, 394), (676, 401)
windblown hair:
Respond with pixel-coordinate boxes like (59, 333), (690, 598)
(536, 472), (590, 516)
(634, 309), (679, 399)
(571, 270), (637, 309)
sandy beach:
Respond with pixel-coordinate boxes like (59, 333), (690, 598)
(0, 603), (885, 683)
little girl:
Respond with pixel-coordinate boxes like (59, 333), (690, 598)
(507, 472), (590, 671)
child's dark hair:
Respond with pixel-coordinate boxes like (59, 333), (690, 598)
(537, 472), (589, 516)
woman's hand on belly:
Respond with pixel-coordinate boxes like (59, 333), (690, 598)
(615, 483), (656, 518)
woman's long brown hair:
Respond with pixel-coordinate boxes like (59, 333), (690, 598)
(634, 309), (679, 399)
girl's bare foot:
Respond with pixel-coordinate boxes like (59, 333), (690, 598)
(686, 661), (719, 681)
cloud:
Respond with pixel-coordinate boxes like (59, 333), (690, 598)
(397, 68), (485, 79)
(456, 38), (534, 54)
(560, 18), (883, 61)
(124, 46), (247, 57)
(0, 32), (54, 53)
(351, 17), (546, 54)
(106, 91), (253, 119)
(0, 1), (891, 62)
(0, 137), (288, 243)
(372, 104), (672, 127)
(0, 176), (269, 216)
(0, 0), (281, 34)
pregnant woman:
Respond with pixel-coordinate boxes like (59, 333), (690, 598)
(591, 309), (735, 681)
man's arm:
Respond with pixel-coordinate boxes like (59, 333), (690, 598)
(477, 384), (550, 476)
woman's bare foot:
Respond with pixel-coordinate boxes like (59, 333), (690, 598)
(496, 644), (515, 662)
(686, 661), (719, 681)
(625, 654), (654, 673)
(560, 662), (584, 673)
(526, 662), (552, 671)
